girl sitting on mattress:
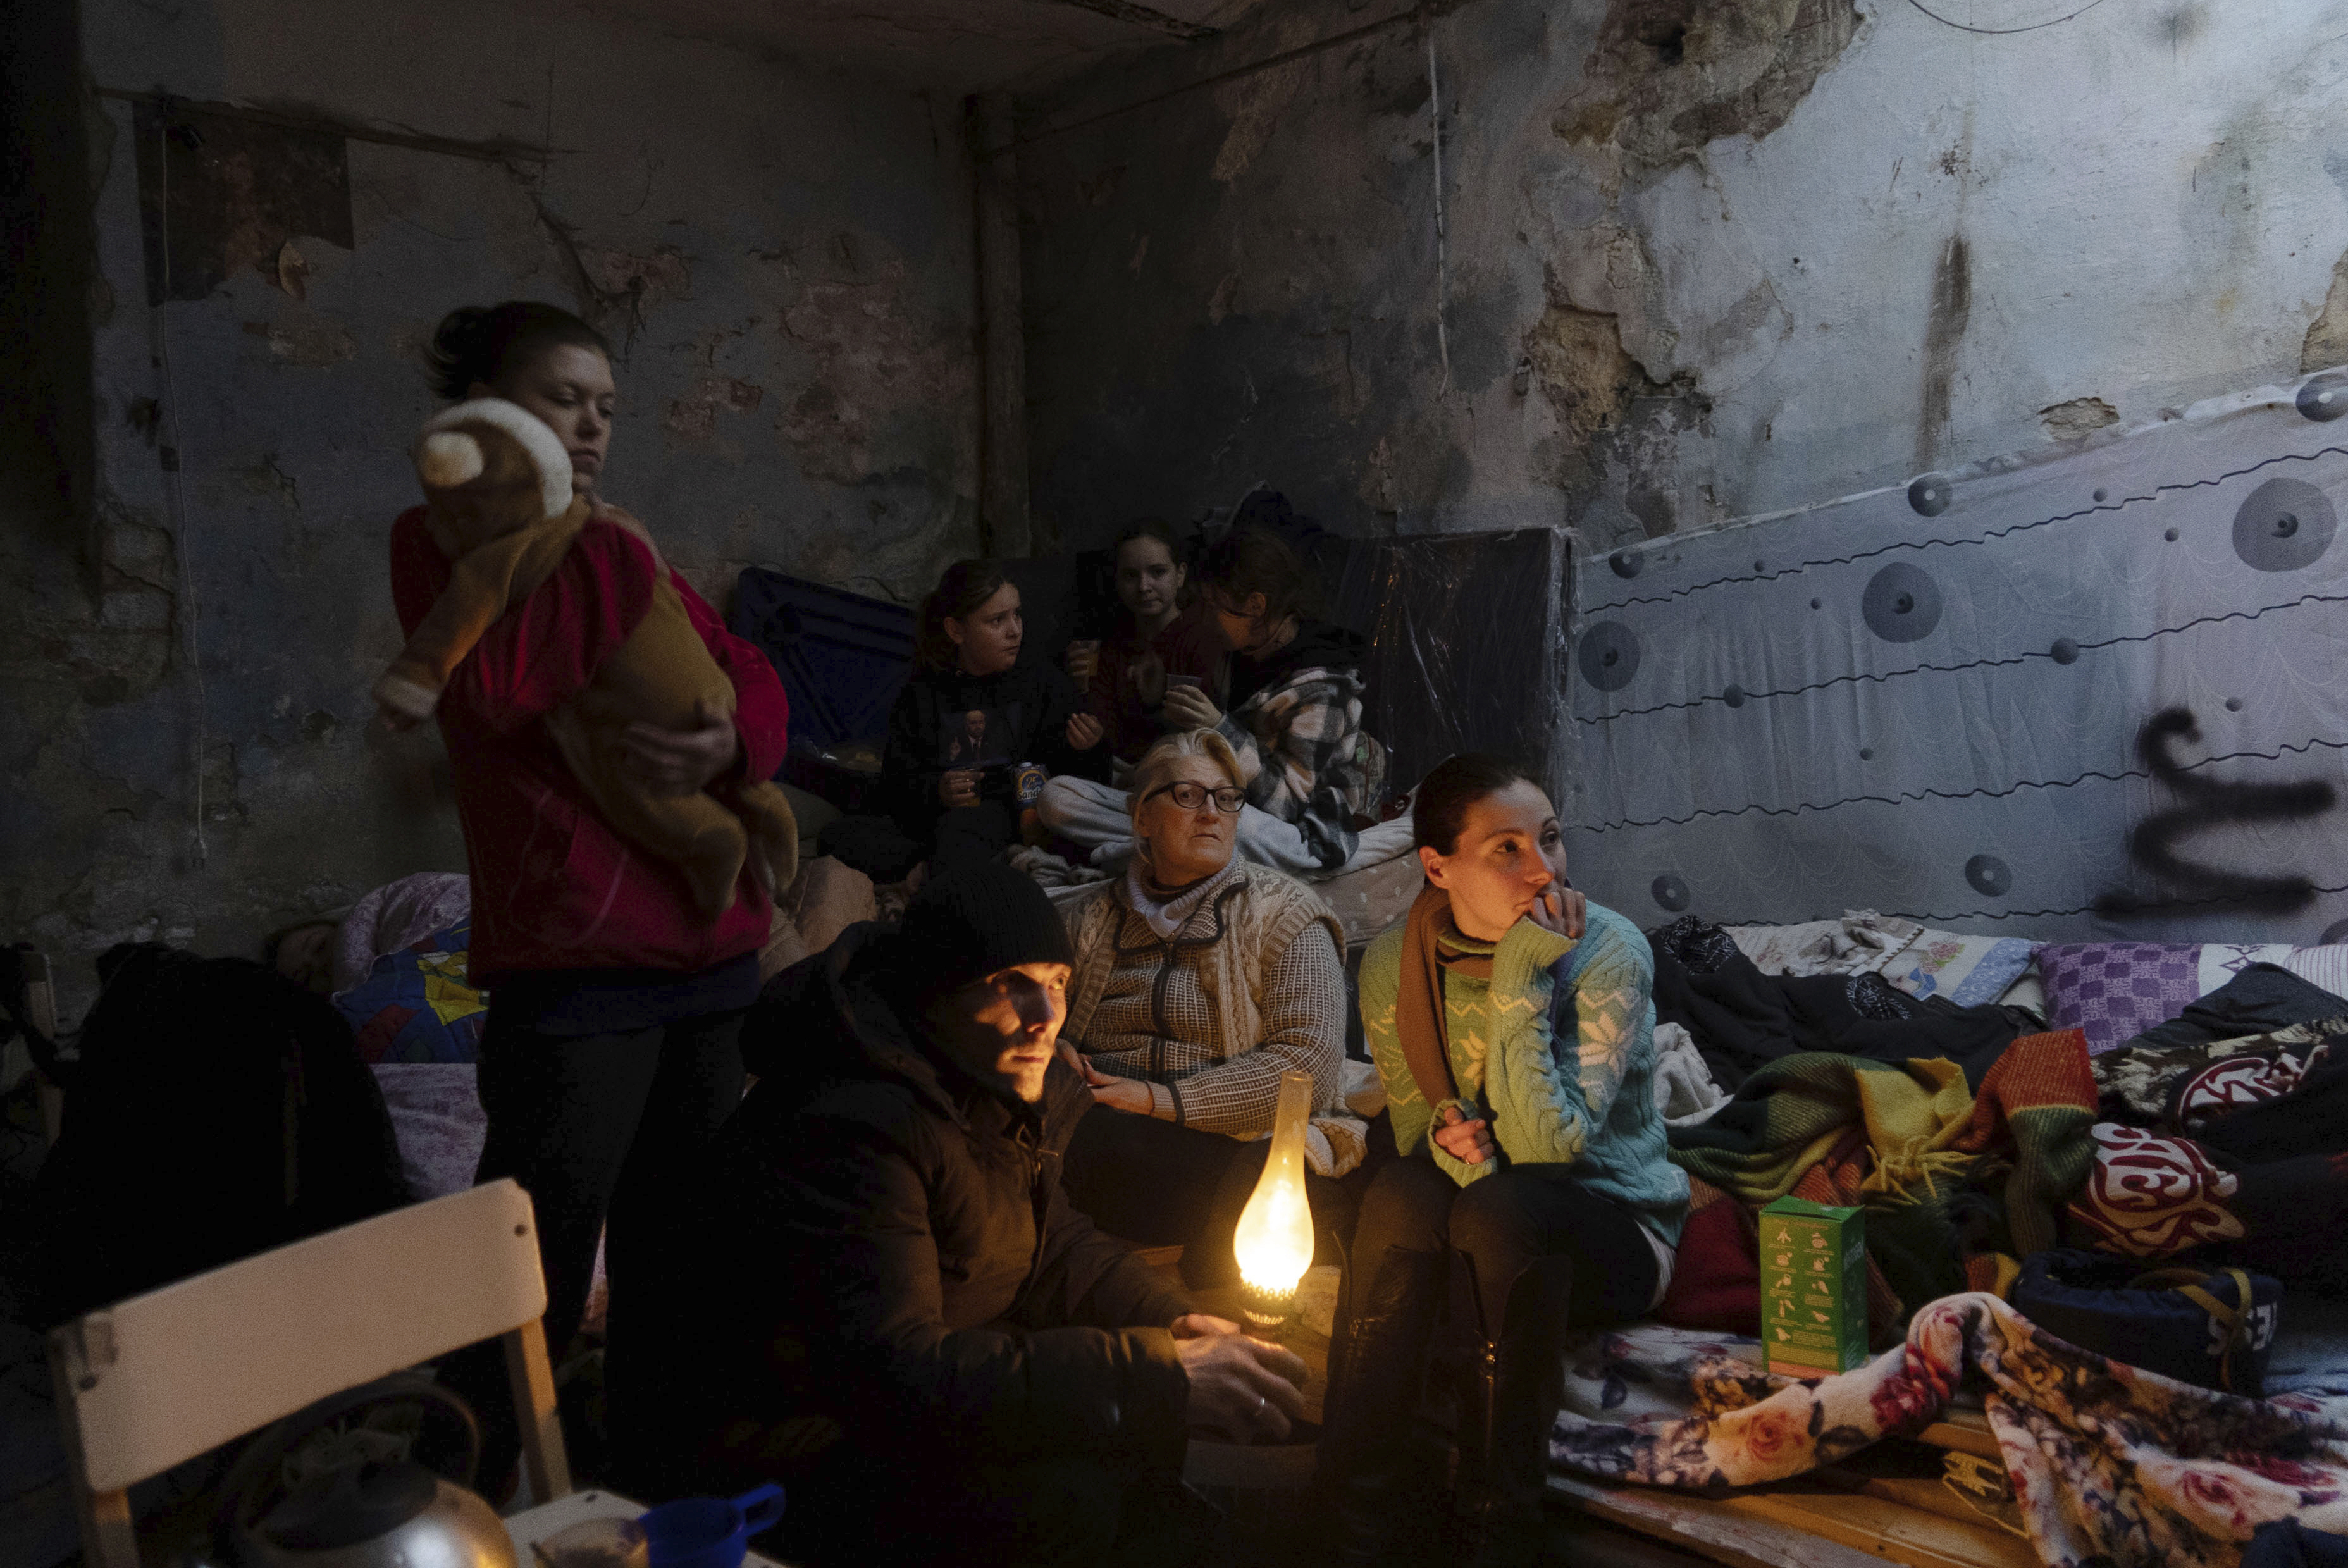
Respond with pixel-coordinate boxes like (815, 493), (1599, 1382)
(1321, 753), (1689, 1565)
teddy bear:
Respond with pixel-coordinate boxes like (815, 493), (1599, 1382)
(373, 397), (796, 920)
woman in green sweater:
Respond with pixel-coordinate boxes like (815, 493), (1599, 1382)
(1321, 755), (1688, 1565)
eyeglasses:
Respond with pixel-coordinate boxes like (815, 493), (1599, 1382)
(1146, 781), (1245, 814)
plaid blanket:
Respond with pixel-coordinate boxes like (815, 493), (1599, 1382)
(1215, 664), (1383, 872)
(1669, 1053), (1974, 1204)
(1665, 1032), (2099, 1321)
(1950, 1027), (2101, 1259)
(1552, 1291), (2348, 1568)
(1669, 1053), (1976, 1313)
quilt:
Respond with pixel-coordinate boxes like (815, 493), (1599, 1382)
(333, 919), (487, 1064)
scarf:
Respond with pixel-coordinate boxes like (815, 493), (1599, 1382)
(1395, 884), (1498, 1108)
(1121, 858), (1243, 941)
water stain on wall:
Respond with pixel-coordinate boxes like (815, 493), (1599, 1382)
(1527, 0), (1860, 524)
(1521, 275), (1701, 509)
(1524, 294), (1647, 467)
(1209, 11), (1321, 183)
(243, 318), (358, 366)
(663, 374), (765, 445)
(779, 257), (972, 485)
(1916, 234), (1971, 469)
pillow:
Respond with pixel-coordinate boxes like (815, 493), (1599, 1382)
(2199, 943), (2296, 992)
(1884, 928), (2041, 1008)
(332, 872), (471, 996)
(333, 920), (487, 1064)
(2283, 944), (2348, 999)
(2039, 942), (2323, 1055)
(2039, 943), (2203, 1056)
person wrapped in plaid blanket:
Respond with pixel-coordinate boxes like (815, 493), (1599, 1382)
(1178, 525), (1385, 868)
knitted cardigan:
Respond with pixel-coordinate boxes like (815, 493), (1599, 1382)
(1361, 901), (1689, 1246)
(1060, 865), (1365, 1175)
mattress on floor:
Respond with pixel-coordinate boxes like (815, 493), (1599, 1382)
(2264, 1290), (2348, 1400)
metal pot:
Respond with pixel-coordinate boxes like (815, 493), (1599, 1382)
(238, 1460), (515, 1568)
(218, 1375), (511, 1568)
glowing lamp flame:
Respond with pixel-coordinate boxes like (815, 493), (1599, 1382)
(1233, 1070), (1317, 1299)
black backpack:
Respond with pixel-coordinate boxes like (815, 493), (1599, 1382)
(22, 943), (410, 1328)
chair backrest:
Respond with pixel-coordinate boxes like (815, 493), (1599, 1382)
(49, 1178), (569, 1566)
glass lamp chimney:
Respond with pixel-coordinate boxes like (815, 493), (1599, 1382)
(1232, 1070), (1316, 1332)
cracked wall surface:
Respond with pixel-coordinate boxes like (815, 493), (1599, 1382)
(1020, 0), (2348, 553)
(5, 0), (984, 1017)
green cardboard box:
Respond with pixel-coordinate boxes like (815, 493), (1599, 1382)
(1759, 1196), (1868, 1376)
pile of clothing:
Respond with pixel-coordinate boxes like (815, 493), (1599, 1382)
(1639, 915), (2348, 1340)
(2062, 965), (2348, 1297)
(1643, 915), (2083, 1339)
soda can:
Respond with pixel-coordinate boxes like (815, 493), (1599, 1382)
(1014, 762), (1047, 806)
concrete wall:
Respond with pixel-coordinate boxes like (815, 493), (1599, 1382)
(3, 0), (983, 1012)
(1020, 0), (2348, 549)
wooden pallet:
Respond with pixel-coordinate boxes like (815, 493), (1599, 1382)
(1550, 1412), (2034, 1568)
(1551, 1475), (2034, 1568)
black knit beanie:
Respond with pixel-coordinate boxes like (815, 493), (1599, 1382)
(893, 863), (1073, 1003)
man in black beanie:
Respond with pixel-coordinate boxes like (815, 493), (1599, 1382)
(625, 864), (1306, 1566)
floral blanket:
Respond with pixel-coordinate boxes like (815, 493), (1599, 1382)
(1552, 1292), (2348, 1567)
(1562, 1320), (1767, 1423)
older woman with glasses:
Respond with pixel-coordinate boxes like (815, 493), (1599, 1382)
(1056, 729), (1381, 1288)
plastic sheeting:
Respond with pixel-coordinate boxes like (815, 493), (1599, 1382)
(1326, 526), (1571, 801)
(1564, 370), (2348, 944)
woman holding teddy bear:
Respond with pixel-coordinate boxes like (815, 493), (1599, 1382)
(385, 300), (791, 1485)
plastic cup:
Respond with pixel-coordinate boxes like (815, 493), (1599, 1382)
(638, 1483), (785, 1568)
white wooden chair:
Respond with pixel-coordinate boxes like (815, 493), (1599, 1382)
(47, 1178), (572, 1568)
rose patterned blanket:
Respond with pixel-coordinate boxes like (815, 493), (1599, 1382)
(1552, 1294), (2348, 1567)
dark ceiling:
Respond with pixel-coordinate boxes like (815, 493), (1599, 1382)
(584, 0), (1270, 91)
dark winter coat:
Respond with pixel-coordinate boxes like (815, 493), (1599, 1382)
(671, 926), (1196, 1479)
(23, 946), (408, 1329)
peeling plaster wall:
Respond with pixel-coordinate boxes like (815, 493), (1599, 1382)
(1021, 0), (2348, 552)
(4, 0), (982, 1015)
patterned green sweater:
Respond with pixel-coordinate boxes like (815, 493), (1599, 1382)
(1361, 902), (1688, 1247)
